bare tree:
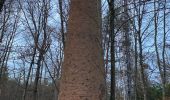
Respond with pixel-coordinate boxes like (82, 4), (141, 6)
(107, 0), (116, 100)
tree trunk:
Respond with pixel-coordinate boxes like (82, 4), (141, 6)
(107, 0), (116, 100)
(58, 0), (106, 100)
(162, 1), (167, 100)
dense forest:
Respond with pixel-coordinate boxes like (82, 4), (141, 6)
(0, 0), (170, 100)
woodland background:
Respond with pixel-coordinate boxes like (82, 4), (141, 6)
(0, 0), (170, 100)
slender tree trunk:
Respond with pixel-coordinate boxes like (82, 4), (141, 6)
(138, 30), (147, 100)
(58, 0), (106, 100)
(122, 1), (132, 99)
(162, 0), (167, 100)
(134, 30), (138, 100)
(23, 48), (37, 100)
(33, 52), (44, 100)
(153, 1), (166, 100)
(137, 0), (148, 99)
(107, 0), (115, 100)
(58, 0), (65, 48)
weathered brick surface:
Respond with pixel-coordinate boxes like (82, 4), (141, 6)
(58, 0), (106, 100)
